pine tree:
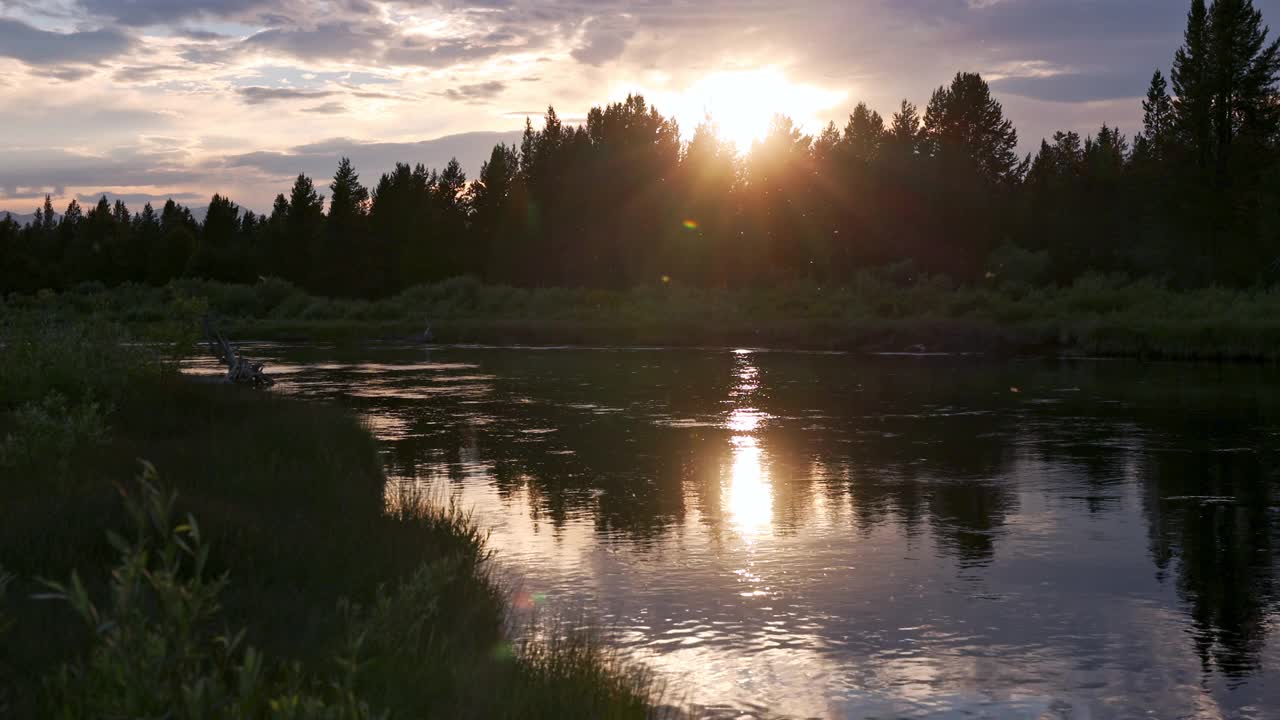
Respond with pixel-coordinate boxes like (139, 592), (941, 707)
(922, 72), (1022, 184)
(326, 157), (369, 294)
(1142, 70), (1176, 161)
(262, 194), (291, 282)
(193, 194), (243, 281)
(468, 144), (521, 283)
(133, 202), (162, 285)
(1173, 0), (1213, 169)
(40, 195), (56, 234)
(156, 199), (196, 282)
(328, 158), (369, 227)
(746, 115), (815, 280)
(887, 100), (922, 157)
(680, 120), (739, 285)
(842, 102), (885, 164)
(1207, 0), (1280, 173)
(284, 174), (324, 287)
(433, 158), (469, 278)
(811, 122), (842, 165)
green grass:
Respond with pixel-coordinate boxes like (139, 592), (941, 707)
(7, 273), (1280, 360)
(0, 320), (668, 718)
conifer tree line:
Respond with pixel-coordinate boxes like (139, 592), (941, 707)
(2, 0), (1278, 296)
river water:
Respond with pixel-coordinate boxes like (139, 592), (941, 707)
(196, 344), (1280, 719)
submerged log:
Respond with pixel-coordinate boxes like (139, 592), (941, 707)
(203, 316), (274, 387)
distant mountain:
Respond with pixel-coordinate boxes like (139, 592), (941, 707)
(0, 211), (39, 226)
(0, 205), (209, 226)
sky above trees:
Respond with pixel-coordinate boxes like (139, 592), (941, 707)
(2, 0), (1279, 211)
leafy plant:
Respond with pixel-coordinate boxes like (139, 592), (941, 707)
(0, 565), (11, 718)
(0, 392), (111, 486)
(38, 464), (383, 720)
(150, 290), (209, 378)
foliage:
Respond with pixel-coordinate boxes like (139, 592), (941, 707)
(0, 318), (148, 409)
(38, 465), (384, 720)
(150, 290), (209, 378)
(0, 392), (111, 487)
(10, 274), (1280, 360)
(0, 566), (11, 637)
(988, 243), (1051, 290)
(0, 565), (11, 718)
(0, 324), (669, 717)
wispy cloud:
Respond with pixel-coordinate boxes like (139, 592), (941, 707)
(436, 81), (507, 103)
(237, 86), (338, 104)
(0, 18), (132, 66)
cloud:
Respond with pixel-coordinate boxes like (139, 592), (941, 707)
(991, 71), (1150, 104)
(0, 107), (172, 148)
(113, 63), (193, 83)
(384, 38), (508, 68)
(0, 18), (132, 66)
(178, 28), (232, 41)
(220, 130), (525, 181)
(571, 16), (635, 66)
(243, 23), (380, 61)
(237, 86), (338, 104)
(437, 81), (507, 102)
(76, 0), (273, 25)
(0, 147), (203, 192)
(302, 101), (349, 114)
(47, 66), (98, 82)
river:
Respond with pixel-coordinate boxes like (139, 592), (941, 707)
(194, 344), (1280, 719)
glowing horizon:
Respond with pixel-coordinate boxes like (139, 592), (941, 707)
(627, 66), (849, 152)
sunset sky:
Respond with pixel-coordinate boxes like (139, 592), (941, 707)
(3, 0), (1278, 213)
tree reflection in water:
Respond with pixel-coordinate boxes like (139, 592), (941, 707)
(219, 345), (1280, 715)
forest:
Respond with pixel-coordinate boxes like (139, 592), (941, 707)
(2, 0), (1278, 298)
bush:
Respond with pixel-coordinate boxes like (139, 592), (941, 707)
(988, 243), (1050, 289)
(147, 290), (208, 378)
(0, 392), (111, 488)
(0, 566), (11, 718)
(0, 321), (147, 409)
(39, 466), (384, 720)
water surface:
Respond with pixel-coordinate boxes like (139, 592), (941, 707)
(194, 346), (1280, 719)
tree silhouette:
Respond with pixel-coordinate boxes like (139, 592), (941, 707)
(283, 174), (324, 289)
(2, 0), (1278, 296)
(923, 71), (1023, 185)
(1174, 0), (1215, 170)
(1140, 70), (1176, 163)
(1208, 0), (1280, 181)
(325, 157), (370, 294)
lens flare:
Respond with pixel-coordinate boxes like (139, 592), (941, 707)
(682, 219), (699, 230)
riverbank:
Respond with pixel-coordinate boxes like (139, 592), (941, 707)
(0, 321), (665, 718)
(5, 274), (1280, 360)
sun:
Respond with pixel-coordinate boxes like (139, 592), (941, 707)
(651, 66), (848, 152)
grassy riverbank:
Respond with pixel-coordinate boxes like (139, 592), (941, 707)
(0, 321), (664, 718)
(6, 274), (1280, 360)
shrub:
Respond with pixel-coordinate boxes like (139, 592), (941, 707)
(0, 565), (11, 718)
(0, 320), (147, 408)
(145, 290), (208, 379)
(39, 466), (383, 720)
(988, 243), (1050, 289)
(0, 392), (111, 487)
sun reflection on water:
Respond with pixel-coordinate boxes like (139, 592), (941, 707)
(727, 434), (773, 538)
(724, 352), (774, 540)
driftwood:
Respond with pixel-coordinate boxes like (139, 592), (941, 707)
(203, 316), (274, 387)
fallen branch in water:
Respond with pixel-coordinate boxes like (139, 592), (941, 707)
(202, 315), (274, 387)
